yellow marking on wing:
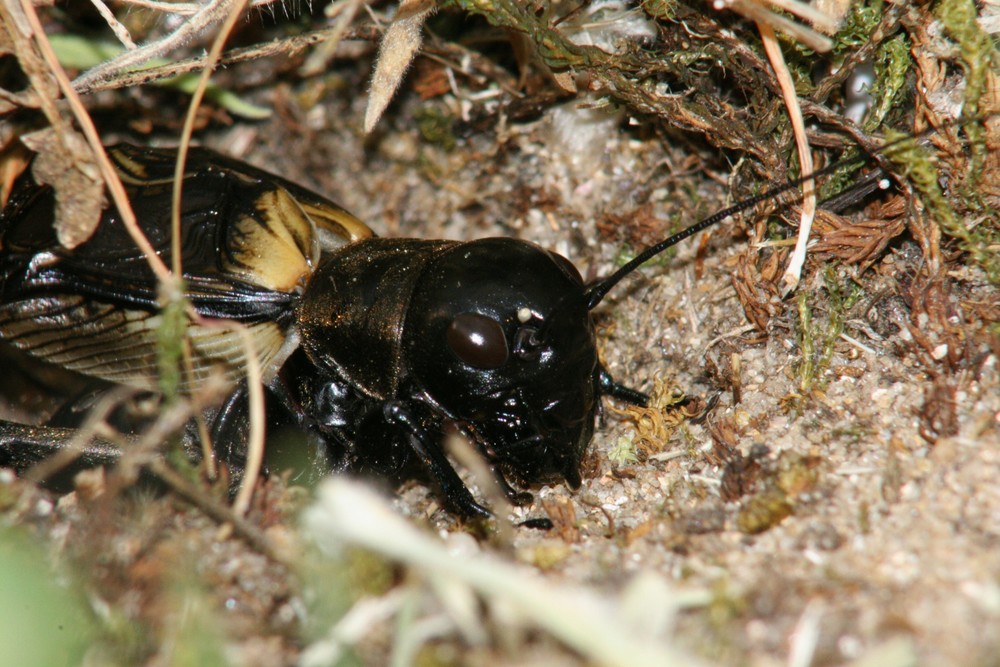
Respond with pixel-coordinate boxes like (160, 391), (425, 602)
(106, 147), (151, 183)
(301, 200), (374, 245)
(223, 187), (315, 293)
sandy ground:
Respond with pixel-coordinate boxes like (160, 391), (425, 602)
(218, 84), (1000, 664)
(2, 6), (999, 666)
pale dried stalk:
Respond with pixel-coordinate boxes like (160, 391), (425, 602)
(72, 26), (375, 96)
(23, 386), (141, 484)
(89, 0), (136, 49)
(763, 0), (840, 34)
(72, 0), (239, 90)
(195, 317), (265, 517)
(725, 0), (834, 53)
(163, 0), (266, 514)
(305, 480), (714, 667)
(149, 457), (287, 564)
(116, 0), (279, 16)
(756, 21), (816, 295)
(171, 0), (240, 484)
(300, 0), (365, 77)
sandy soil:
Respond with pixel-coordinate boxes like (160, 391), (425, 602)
(2, 4), (998, 666)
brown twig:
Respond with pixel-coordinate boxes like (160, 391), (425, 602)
(147, 458), (289, 565)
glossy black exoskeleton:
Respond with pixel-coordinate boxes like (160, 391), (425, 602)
(0, 144), (648, 517)
(0, 136), (917, 517)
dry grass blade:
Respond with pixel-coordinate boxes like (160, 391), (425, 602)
(304, 479), (713, 667)
(148, 459), (288, 565)
(216, 317), (265, 517)
(540, 496), (580, 543)
(89, 0), (136, 49)
(163, 0), (265, 515)
(21, 386), (141, 484)
(725, 0), (837, 53)
(299, 0), (366, 77)
(766, 0), (843, 33)
(69, 25), (378, 95)
(756, 20), (815, 296)
(116, 0), (278, 15)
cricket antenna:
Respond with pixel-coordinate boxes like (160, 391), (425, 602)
(584, 164), (851, 310)
(582, 114), (984, 311)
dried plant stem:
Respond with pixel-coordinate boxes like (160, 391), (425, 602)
(728, 0), (834, 52)
(1, 2), (69, 138)
(170, 0), (248, 282)
(162, 0), (265, 515)
(22, 387), (140, 484)
(70, 25), (377, 96)
(116, 0), (278, 15)
(756, 21), (816, 295)
(198, 318), (265, 516)
(89, 0), (136, 49)
(299, 0), (366, 77)
(762, 0), (839, 34)
(148, 458), (287, 565)
(72, 0), (239, 90)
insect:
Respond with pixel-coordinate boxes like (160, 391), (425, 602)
(0, 139), (911, 517)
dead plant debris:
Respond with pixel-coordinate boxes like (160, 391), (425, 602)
(0, 1), (998, 665)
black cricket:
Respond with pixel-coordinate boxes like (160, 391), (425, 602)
(0, 142), (882, 517)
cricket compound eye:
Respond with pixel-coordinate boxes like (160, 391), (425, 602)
(447, 312), (509, 369)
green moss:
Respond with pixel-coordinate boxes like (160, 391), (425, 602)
(864, 33), (912, 130)
(833, 0), (885, 53)
(881, 131), (952, 220)
(935, 0), (999, 260)
(416, 107), (457, 151)
(796, 291), (816, 394)
(882, 128), (1000, 286)
(937, 0), (995, 169)
(609, 435), (639, 466)
(156, 282), (189, 401)
(795, 268), (864, 395)
(819, 268), (865, 372)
